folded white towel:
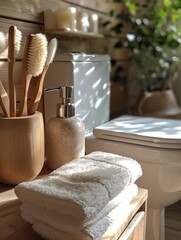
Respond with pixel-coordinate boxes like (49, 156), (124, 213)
(53, 151), (142, 200)
(20, 184), (138, 240)
(15, 151), (142, 225)
(20, 184), (138, 231)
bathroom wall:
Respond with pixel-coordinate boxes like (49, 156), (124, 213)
(0, 0), (128, 117)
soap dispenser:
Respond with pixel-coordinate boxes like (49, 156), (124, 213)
(46, 86), (85, 170)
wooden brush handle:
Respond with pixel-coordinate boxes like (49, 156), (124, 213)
(28, 66), (48, 115)
(18, 36), (31, 116)
(18, 74), (32, 116)
(0, 80), (10, 117)
(8, 26), (16, 117)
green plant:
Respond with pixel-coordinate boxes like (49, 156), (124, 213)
(107, 0), (181, 91)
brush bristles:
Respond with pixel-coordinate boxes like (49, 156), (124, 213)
(14, 26), (22, 57)
(46, 38), (58, 65)
(27, 33), (48, 77)
(0, 31), (7, 53)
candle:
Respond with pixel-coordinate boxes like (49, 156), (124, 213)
(56, 7), (77, 30)
(77, 12), (89, 32)
(89, 14), (98, 33)
(44, 10), (57, 30)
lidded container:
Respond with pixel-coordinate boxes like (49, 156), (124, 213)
(46, 86), (85, 170)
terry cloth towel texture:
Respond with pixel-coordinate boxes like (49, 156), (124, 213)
(15, 151), (142, 240)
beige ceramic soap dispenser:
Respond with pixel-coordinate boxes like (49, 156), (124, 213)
(46, 86), (85, 170)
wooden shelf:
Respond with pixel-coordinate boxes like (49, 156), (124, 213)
(44, 28), (104, 39)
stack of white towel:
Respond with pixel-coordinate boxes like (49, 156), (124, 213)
(15, 151), (142, 240)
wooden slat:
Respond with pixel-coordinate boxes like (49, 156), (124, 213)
(118, 212), (145, 240)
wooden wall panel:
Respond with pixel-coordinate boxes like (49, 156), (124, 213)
(0, 0), (112, 59)
(0, 0), (109, 24)
(0, 0), (128, 116)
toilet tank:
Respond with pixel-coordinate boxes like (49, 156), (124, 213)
(44, 53), (111, 131)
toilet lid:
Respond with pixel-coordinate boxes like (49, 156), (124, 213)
(93, 115), (181, 149)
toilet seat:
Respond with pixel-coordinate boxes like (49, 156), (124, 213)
(93, 115), (181, 149)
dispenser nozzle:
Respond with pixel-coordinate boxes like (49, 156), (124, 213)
(59, 86), (73, 101)
(57, 86), (75, 118)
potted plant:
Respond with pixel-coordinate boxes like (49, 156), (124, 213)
(106, 0), (181, 118)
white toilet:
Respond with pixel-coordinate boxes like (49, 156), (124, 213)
(85, 115), (181, 240)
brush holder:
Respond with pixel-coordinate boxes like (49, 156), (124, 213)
(0, 111), (44, 185)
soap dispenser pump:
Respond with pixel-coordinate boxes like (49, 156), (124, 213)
(46, 86), (85, 170)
